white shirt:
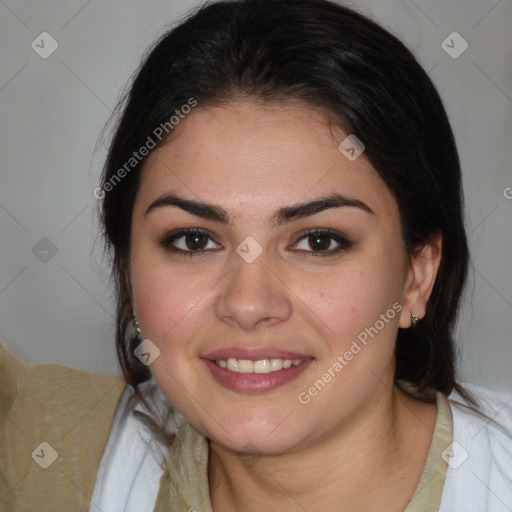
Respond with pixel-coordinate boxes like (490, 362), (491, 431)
(439, 385), (512, 511)
(90, 381), (512, 512)
(89, 380), (181, 512)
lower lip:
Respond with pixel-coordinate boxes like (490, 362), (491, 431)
(202, 359), (314, 392)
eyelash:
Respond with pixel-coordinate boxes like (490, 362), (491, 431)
(159, 227), (353, 258)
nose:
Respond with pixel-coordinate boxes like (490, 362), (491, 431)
(214, 250), (293, 331)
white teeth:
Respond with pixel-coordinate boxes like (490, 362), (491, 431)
(253, 359), (270, 373)
(238, 359), (253, 373)
(270, 358), (283, 371)
(227, 358), (239, 372)
(215, 358), (305, 373)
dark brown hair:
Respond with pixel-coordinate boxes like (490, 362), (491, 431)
(99, 0), (479, 432)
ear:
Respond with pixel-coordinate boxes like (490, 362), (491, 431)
(399, 232), (442, 328)
(122, 258), (135, 306)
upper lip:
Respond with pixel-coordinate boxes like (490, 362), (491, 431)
(201, 346), (313, 361)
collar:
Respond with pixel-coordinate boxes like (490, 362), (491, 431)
(153, 390), (453, 512)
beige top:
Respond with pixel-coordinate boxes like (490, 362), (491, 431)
(0, 343), (453, 511)
(153, 389), (454, 511)
(0, 343), (126, 511)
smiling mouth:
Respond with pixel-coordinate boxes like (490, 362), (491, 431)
(203, 356), (314, 392)
(213, 357), (306, 373)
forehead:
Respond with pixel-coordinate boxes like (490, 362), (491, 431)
(136, 100), (398, 222)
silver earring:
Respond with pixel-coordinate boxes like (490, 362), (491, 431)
(411, 313), (419, 326)
(133, 314), (142, 342)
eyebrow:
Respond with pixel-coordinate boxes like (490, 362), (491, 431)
(144, 192), (375, 226)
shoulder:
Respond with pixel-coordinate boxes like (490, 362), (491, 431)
(439, 384), (512, 512)
(0, 342), (126, 426)
(0, 342), (126, 510)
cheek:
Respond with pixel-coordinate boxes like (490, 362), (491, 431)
(129, 234), (213, 349)
(296, 257), (403, 346)
(133, 264), (211, 345)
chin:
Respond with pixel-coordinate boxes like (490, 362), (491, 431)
(210, 429), (302, 456)
(201, 407), (304, 454)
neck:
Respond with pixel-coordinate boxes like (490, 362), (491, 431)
(208, 384), (437, 512)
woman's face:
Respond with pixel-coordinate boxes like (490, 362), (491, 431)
(130, 100), (415, 454)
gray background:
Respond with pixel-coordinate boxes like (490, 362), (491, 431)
(0, 0), (511, 392)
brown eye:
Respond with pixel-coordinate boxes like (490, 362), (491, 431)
(307, 233), (332, 251)
(159, 228), (221, 256)
(184, 232), (208, 250)
(293, 229), (353, 255)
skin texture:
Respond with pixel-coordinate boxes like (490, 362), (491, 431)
(129, 100), (442, 510)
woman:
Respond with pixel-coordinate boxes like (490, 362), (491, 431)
(1, 0), (511, 510)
